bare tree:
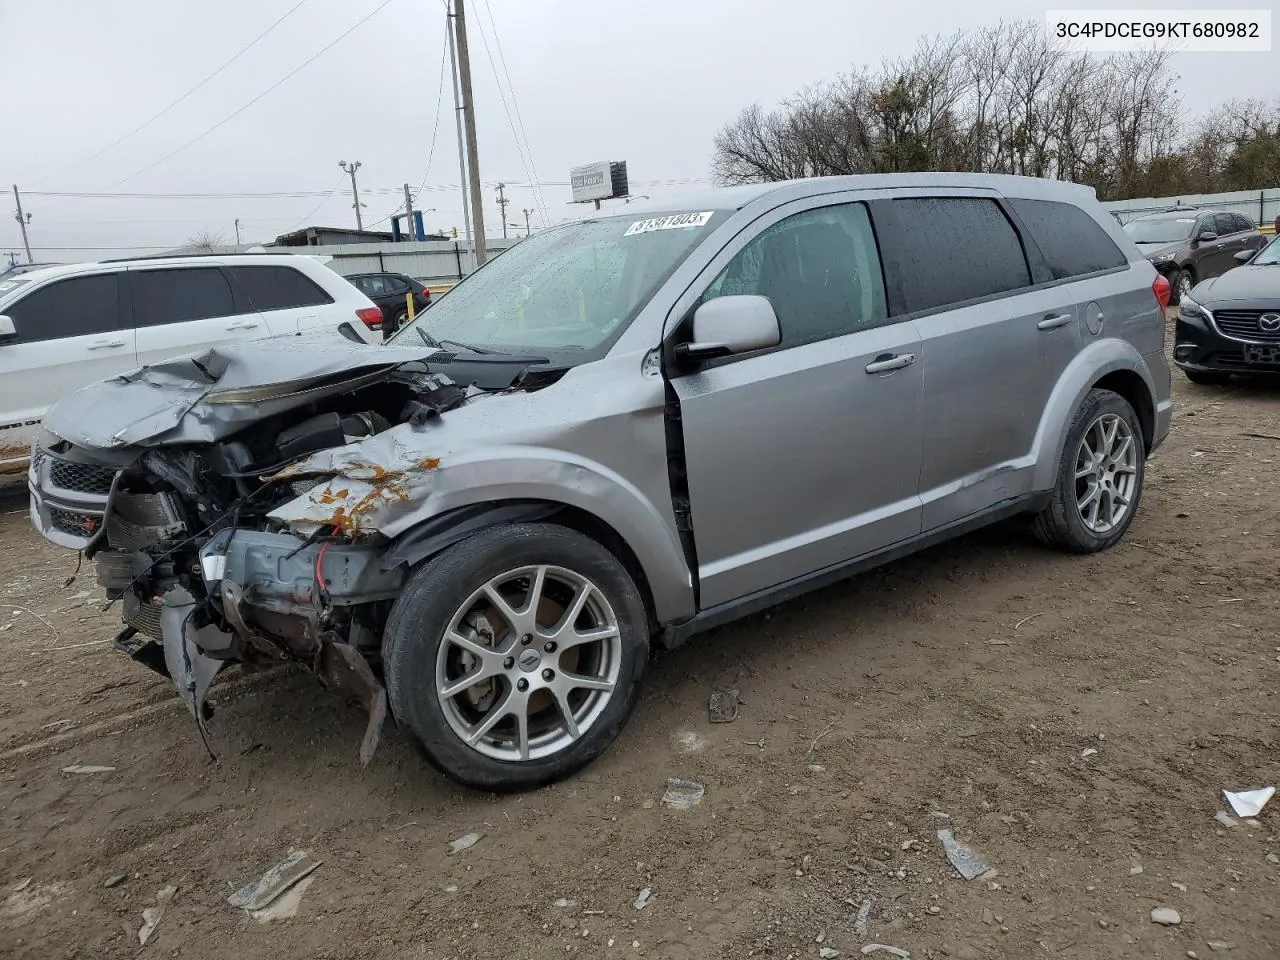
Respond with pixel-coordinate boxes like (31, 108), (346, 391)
(183, 228), (227, 253)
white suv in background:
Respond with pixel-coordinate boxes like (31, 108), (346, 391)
(0, 253), (381, 472)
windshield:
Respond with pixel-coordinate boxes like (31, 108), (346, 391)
(392, 211), (724, 360)
(1253, 237), (1280, 265)
(1123, 217), (1196, 245)
(0, 277), (31, 300)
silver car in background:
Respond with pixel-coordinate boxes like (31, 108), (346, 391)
(29, 174), (1172, 790)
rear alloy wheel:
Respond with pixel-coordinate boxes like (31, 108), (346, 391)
(1033, 389), (1145, 553)
(382, 523), (649, 791)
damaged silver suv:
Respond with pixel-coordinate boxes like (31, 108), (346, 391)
(29, 175), (1172, 790)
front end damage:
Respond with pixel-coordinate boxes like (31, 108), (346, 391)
(28, 334), (547, 763)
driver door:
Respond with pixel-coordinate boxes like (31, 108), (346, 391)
(668, 198), (924, 609)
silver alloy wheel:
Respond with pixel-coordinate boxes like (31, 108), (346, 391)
(1178, 272), (1193, 301)
(435, 564), (622, 762)
(1074, 413), (1138, 534)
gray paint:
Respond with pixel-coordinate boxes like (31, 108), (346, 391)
(34, 173), (1171, 635)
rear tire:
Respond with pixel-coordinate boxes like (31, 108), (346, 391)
(382, 523), (649, 791)
(1183, 368), (1230, 386)
(1033, 389), (1145, 554)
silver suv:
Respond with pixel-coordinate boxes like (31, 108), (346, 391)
(29, 174), (1172, 790)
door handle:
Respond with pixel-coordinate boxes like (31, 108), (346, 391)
(225, 321), (259, 330)
(87, 339), (126, 350)
(864, 353), (915, 374)
(1037, 313), (1074, 330)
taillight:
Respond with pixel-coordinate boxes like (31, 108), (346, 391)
(421, 289), (431, 300)
(356, 306), (383, 328)
(1152, 274), (1171, 317)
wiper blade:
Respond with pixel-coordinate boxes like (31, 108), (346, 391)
(415, 327), (444, 349)
(439, 338), (497, 354)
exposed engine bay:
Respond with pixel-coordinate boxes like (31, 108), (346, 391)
(28, 334), (566, 763)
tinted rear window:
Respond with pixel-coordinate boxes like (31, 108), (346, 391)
(7, 274), (123, 342)
(132, 268), (236, 327)
(885, 198), (1032, 313)
(226, 265), (333, 311)
(1008, 198), (1128, 279)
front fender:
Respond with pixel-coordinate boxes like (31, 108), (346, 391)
(268, 444), (695, 623)
(1029, 337), (1159, 492)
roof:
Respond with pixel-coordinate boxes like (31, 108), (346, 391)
(573, 173), (1097, 220)
(1132, 208), (1236, 220)
(0, 253), (331, 286)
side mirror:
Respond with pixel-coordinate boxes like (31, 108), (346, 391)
(1234, 249), (1254, 265)
(1196, 231), (1219, 244)
(0, 315), (15, 343)
(336, 321), (364, 343)
(677, 295), (781, 362)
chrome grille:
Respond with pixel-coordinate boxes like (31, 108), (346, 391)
(1214, 309), (1280, 343)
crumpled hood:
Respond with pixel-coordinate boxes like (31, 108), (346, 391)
(44, 331), (437, 449)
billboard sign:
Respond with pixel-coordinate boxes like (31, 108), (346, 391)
(570, 162), (614, 203)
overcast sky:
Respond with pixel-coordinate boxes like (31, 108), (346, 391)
(1, 0), (1276, 261)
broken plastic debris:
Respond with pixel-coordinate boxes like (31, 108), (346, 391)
(633, 887), (652, 909)
(104, 874), (127, 888)
(1207, 941), (1236, 952)
(860, 945), (910, 958)
(1214, 810), (1238, 828)
(1150, 906), (1181, 926)
(660, 778), (704, 809)
(553, 898), (576, 908)
(708, 688), (739, 723)
(853, 898), (872, 940)
(447, 832), (483, 854)
(62, 765), (115, 774)
(1223, 787), (1274, 819)
(227, 851), (321, 912)
(1081, 748), (1098, 759)
(820, 949), (841, 959)
(138, 884), (177, 945)
(248, 875), (314, 923)
(936, 829), (987, 880)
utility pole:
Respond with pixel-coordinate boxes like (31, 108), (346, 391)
(338, 160), (364, 231)
(522, 208), (532, 237)
(403, 183), (415, 240)
(452, 0), (487, 266)
(234, 218), (242, 245)
(12, 185), (32, 263)
(495, 183), (509, 239)
(446, 3), (474, 272)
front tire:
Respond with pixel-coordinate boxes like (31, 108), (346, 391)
(382, 523), (649, 791)
(1033, 389), (1145, 554)
(1174, 268), (1194, 305)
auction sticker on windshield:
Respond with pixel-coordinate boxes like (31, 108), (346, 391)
(624, 212), (714, 236)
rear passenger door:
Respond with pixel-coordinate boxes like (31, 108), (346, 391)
(130, 266), (260, 366)
(222, 265), (336, 334)
(1215, 214), (1252, 267)
(871, 194), (1076, 530)
(0, 273), (136, 447)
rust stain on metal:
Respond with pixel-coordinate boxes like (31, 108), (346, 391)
(419, 457), (441, 470)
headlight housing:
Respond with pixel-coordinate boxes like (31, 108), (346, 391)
(1179, 296), (1211, 323)
(1150, 253), (1176, 265)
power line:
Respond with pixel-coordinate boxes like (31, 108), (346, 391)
(32, 0), (313, 187)
(281, 173), (348, 233)
(480, 0), (549, 227)
(470, 5), (542, 229)
(111, 0), (398, 186)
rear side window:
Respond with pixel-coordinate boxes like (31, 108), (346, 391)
(1008, 198), (1128, 279)
(884, 198), (1031, 313)
(226, 265), (333, 311)
(131, 268), (236, 327)
(701, 202), (888, 347)
(6, 274), (123, 342)
(1215, 214), (1239, 237)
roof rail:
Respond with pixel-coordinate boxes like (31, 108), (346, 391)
(97, 250), (282, 264)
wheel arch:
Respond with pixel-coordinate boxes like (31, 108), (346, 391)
(381, 499), (665, 631)
(1092, 369), (1155, 453)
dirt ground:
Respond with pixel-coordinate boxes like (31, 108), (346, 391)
(2, 327), (1278, 960)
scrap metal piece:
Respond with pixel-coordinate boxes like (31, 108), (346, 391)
(138, 884), (177, 946)
(227, 851), (321, 912)
(709, 688), (739, 723)
(660, 778), (705, 809)
(158, 587), (227, 729)
(317, 640), (389, 766)
(936, 828), (987, 880)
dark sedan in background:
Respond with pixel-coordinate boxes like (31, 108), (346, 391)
(346, 272), (432, 337)
(1123, 209), (1266, 304)
(1174, 237), (1280, 384)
